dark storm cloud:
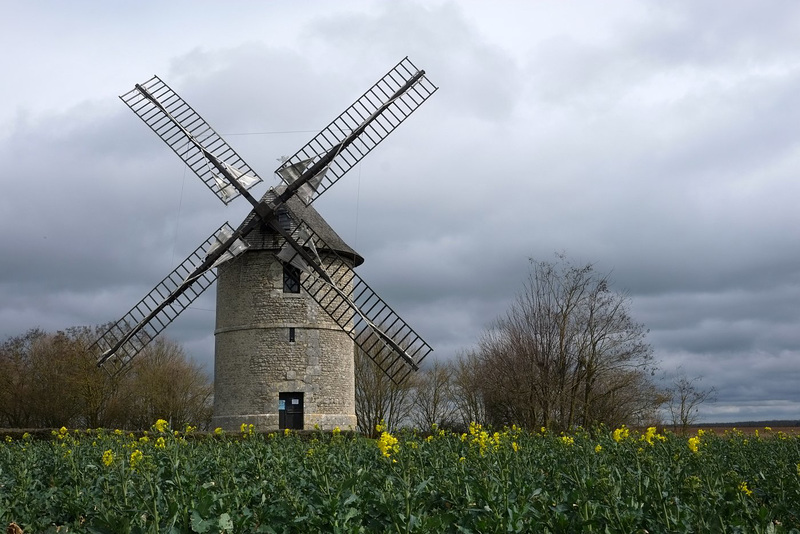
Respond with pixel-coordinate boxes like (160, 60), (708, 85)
(2, 1), (799, 421)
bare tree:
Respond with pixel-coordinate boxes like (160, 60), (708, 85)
(668, 369), (717, 434)
(28, 330), (86, 427)
(354, 346), (416, 436)
(474, 254), (659, 431)
(0, 329), (43, 427)
(119, 337), (213, 430)
(410, 359), (457, 430)
(450, 350), (487, 431)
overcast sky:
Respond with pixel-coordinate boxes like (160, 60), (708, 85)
(2, 1), (799, 423)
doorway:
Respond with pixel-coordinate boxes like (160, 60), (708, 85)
(278, 392), (304, 430)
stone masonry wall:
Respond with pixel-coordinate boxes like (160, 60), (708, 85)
(212, 250), (356, 431)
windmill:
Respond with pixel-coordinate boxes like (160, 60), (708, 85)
(91, 58), (437, 431)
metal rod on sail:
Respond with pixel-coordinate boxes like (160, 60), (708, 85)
(133, 83), (262, 208)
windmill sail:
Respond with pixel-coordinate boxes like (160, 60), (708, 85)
(120, 76), (262, 204)
(275, 218), (432, 383)
(275, 57), (438, 206)
(91, 223), (244, 375)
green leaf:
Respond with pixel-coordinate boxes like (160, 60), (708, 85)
(218, 513), (234, 532)
(190, 510), (212, 533)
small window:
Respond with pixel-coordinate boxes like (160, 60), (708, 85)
(276, 208), (293, 232)
(289, 327), (296, 342)
(283, 264), (300, 293)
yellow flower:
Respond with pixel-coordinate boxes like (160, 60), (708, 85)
(595, 444), (602, 453)
(738, 481), (753, 497)
(560, 435), (574, 446)
(472, 430), (490, 456)
(139, 436), (149, 443)
(4, 436), (11, 443)
(688, 436), (700, 453)
(613, 426), (629, 442)
(512, 441), (519, 453)
(154, 419), (169, 433)
(332, 426), (341, 437)
(377, 431), (399, 458)
(155, 437), (166, 449)
(184, 424), (197, 434)
(102, 449), (114, 467)
(214, 427), (224, 436)
(114, 429), (123, 436)
(284, 428), (292, 437)
(375, 419), (386, 434)
(240, 423), (255, 436)
(459, 456), (466, 462)
(130, 449), (143, 469)
(641, 426), (658, 445)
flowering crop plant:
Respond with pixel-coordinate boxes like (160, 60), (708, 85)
(1, 423), (799, 532)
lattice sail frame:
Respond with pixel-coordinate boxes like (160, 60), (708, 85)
(120, 76), (262, 204)
(91, 223), (242, 374)
(275, 57), (437, 206)
(276, 217), (432, 384)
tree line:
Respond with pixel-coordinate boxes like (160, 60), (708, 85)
(2, 255), (712, 433)
(356, 255), (713, 436)
(0, 326), (212, 430)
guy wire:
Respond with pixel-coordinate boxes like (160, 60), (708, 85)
(171, 159), (188, 268)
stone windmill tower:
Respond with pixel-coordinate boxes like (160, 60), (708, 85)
(213, 189), (364, 431)
(91, 59), (436, 431)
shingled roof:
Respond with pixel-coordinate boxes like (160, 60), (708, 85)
(239, 186), (364, 267)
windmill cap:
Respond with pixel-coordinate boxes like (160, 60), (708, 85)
(240, 186), (364, 267)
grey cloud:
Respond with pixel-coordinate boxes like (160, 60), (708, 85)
(3, 1), (800, 421)
(309, 2), (524, 124)
(629, 2), (800, 68)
